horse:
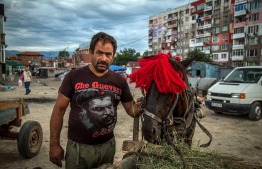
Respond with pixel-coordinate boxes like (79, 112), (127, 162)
(129, 53), (212, 168)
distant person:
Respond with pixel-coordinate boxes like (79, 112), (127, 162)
(49, 32), (143, 169)
(22, 66), (32, 95)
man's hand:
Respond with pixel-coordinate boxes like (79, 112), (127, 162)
(136, 97), (146, 110)
(49, 144), (65, 168)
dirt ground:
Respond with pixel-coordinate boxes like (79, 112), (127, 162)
(0, 76), (261, 169)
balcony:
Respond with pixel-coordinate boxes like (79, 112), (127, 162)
(232, 55), (244, 61)
(232, 44), (244, 49)
(235, 0), (247, 5)
(204, 6), (212, 11)
(204, 50), (211, 54)
(168, 23), (177, 28)
(204, 15), (212, 20)
(166, 30), (172, 36)
(166, 38), (172, 43)
(196, 33), (211, 38)
(203, 24), (211, 29)
(197, 25), (204, 30)
(189, 39), (203, 47)
(233, 33), (245, 39)
(234, 10), (247, 17)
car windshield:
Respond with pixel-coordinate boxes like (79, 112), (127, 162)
(223, 68), (262, 83)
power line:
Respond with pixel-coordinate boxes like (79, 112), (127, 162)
(118, 35), (148, 47)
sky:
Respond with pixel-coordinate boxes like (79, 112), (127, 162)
(1, 0), (189, 54)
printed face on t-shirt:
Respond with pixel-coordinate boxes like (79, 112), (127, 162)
(79, 95), (116, 131)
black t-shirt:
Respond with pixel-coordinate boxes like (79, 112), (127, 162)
(59, 66), (133, 144)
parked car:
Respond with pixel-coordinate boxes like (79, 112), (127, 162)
(58, 70), (69, 81)
(32, 68), (39, 76)
(15, 66), (25, 75)
(205, 66), (262, 121)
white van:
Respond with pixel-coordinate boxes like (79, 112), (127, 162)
(205, 66), (262, 121)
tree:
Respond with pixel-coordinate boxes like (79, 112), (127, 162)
(58, 50), (70, 58)
(113, 48), (140, 65)
(143, 50), (149, 56)
(73, 47), (80, 54)
(187, 48), (212, 63)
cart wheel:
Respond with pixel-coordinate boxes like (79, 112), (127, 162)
(17, 121), (43, 158)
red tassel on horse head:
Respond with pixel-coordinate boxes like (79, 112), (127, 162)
(129, 52), (186, 94)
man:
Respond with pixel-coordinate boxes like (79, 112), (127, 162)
(22, 66), (32, 95)
(49, 32), (142, 169)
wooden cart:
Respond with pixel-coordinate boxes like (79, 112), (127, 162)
(0, 98), (43, 158)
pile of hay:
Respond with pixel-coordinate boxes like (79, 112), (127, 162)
(130, 142), (262, 169)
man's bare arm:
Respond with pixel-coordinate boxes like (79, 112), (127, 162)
(122, 100), (141, 118)
(50, 93), (70, 147)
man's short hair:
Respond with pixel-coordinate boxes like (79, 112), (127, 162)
(89, 32), (117, 55)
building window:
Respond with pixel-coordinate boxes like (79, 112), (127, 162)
(212, 45), (219, 51)
(214, 0), (220, 6)
(213, 27), (220, 34)
(247, 49), (257, 57)
(214, 9), (220, 15)
(221, 53), (227, 59)
(250, 1), (260, 10)
(192, 8), (196, 13)
(249, 13), (259, 21)
(224, 6), (229, 12)
(203, 37), (210, 42)
(233, 49), (244, 56)
(222, 35), (227, 40)
(214, 18), (220, 24)
(232, 61), (245, 67)
(197, 4), (205, 10)
(185, 17), (189, 22)
(186, 9), (189, 14)
(221, 44), (227, 50)
(248, 25), (259, 34)
(213, 54), (219, 60)
(247, 62), (256, 66)
(235, 4), (247, 12)
(248, 38), (258, 45)
(212, 36), (219, 42)
(234, 27), (244, 34)
(191, 23), (196, 28)
(222, 25), (228, 31)
(223, 15), (229, 22)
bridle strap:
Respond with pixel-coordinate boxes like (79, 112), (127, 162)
(143, 110), (163, 123)
(143, 93), (179, 125)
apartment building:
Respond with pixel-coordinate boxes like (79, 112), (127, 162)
(232, 0), (262, 67)
(148, 0), (262, 67)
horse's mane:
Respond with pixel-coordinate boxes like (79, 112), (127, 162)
(129, 53), (187, 94)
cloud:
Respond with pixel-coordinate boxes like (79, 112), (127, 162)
(2, 0), (187, 54)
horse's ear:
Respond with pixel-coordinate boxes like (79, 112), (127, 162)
(179, 56), (199, 68)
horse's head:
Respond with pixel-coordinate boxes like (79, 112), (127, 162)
(141, 81), (174, 144)
(139, 56), (198, 145)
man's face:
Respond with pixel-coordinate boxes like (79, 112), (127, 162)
(90, 41), (114, 73)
